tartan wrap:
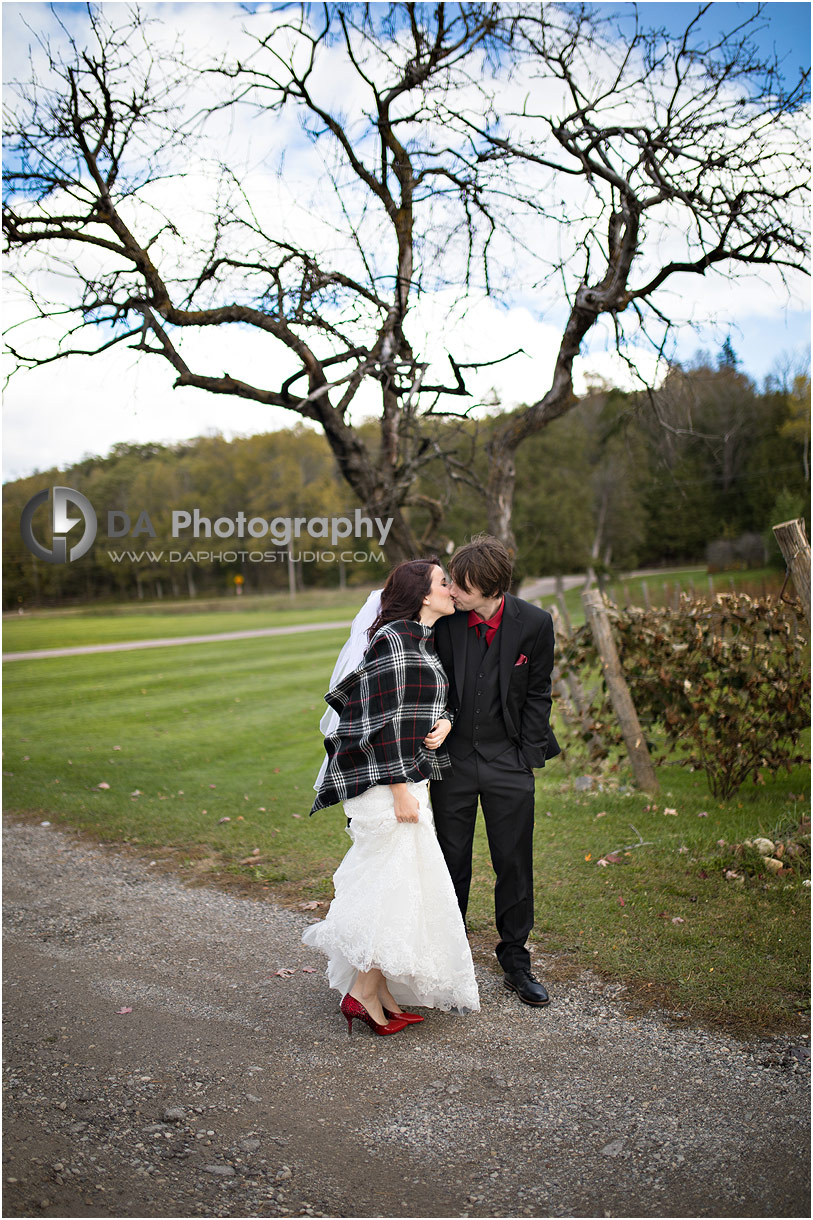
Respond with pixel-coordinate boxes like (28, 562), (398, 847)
(310, 618), (453, 813)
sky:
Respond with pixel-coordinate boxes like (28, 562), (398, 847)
(2, 0), (810, 483)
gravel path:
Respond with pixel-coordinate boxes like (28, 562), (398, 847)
(3, 817), (810, 1219)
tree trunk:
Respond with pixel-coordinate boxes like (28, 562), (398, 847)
(485, 441), (518, 558)
(316, 406), (421, 564)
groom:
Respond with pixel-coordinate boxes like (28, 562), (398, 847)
(430, 535), (559, 1006)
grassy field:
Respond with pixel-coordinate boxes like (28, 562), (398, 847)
(3, 566), (785, 651)
(2, 589), (373, 652)
(3, 611), (809, 1036)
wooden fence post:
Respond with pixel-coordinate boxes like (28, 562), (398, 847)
(550, 604), (606, 762)
(555, 589), (573, 635)
(773, 518), (811, 627)
(581, 590), (659, 793)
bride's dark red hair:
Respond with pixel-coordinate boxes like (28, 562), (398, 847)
(368, 557), (442, 640)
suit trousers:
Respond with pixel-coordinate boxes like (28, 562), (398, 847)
(431, 745), (535, 974)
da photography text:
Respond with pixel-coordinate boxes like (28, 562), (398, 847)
(110, 508), (392, 547)
(20, 487), (392, 565)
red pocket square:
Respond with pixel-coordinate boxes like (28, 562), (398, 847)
(514, 653), (528, 666)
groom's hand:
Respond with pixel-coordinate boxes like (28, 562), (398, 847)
(423, 718), (451, 750)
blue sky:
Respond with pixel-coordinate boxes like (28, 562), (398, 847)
(618, 2), (810, 79)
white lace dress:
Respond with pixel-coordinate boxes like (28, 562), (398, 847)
(302, 779), (480, 1012)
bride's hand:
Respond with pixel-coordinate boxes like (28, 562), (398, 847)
(423, 717), (451, 750)
(392, 785), (420, 823)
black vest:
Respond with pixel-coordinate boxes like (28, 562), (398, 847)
(447, 626), (513, 760)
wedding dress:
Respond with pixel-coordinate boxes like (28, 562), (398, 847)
(302, 779), (480, 1012)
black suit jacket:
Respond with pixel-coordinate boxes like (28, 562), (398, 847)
(433, 593), (560, 769)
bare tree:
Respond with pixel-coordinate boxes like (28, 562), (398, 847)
(4, 3), (809, 564)
(4, 2), (509, 559)
(459, 4), (810, 552)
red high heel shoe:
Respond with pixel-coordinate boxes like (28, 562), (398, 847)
(340, 994), (409, 1037)
(384, 1008), (424, 1024)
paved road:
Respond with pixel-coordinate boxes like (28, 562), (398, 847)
(3, 818), (810, 1219)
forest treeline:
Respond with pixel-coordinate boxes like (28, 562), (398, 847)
(3, 355), (809, 608)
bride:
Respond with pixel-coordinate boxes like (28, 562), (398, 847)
(304, 558), (480, 1036)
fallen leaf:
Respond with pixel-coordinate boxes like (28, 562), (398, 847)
(292, 813), (302, 819)
(604, 852), (622, 864)
(258, 807), (267, 812)
(218, 816), (230, 824)
(113, 745), (122, 751)
(209, 783), (217, 788)
(697, 811), (709, 818)
(131, 790), (142, 797)
(584, 853), (592, 862)
(252, 848), (260, 856)
(671, 916), (685, 925)
(596, 857), (609, 868)
(273, 968), (296, 978)
(618, 896), (626, 906)
(299, 901), (324, 910)
(595, 811), (607, 819)
(302, 967), (316, 974)
(663, 807), (678, 816)
(115, 1007), (133, 1015)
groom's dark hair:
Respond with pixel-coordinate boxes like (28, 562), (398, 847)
(449, 535), (513, 598)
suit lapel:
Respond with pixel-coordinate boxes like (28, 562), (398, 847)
(497, 593), (523, 713)
(449, 609), (468, 705)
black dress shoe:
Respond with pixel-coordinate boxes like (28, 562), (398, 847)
(503, 968), (550, 1006)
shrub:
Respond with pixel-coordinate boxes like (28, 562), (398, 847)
(558, 595), (810, 799)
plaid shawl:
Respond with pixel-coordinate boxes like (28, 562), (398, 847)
(311, 618), (453, 813)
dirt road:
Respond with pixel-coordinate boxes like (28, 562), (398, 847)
(3, 818), (810, 1219)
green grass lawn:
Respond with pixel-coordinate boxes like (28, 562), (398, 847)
(1, 589), (373, 652)
(4, 566), (783, 651)
(3, 620), (809, 1035)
